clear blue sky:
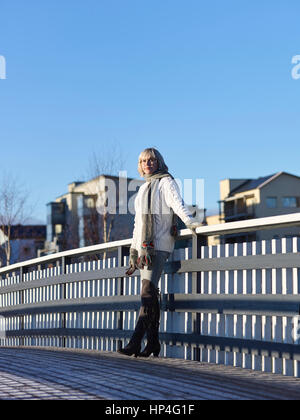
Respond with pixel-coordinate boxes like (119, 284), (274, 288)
(1, 0), (300, 223)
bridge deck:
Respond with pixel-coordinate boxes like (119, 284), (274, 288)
(0, 347), (299, 400)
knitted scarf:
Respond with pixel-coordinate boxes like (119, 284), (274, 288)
(139, 170), (177, 267)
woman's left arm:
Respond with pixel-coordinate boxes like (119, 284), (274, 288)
(163, 177), (194, 225)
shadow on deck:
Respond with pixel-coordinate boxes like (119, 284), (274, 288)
(0, 347), (300, 400)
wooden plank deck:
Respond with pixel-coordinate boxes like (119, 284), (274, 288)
(0, 347), (299, 400)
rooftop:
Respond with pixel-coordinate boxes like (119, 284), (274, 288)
(228, 171), (300, 197)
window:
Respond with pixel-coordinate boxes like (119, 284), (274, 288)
(55, 224), (62, 235)
(224, 201), (235, 217)
(282, 197), (298, 208)
(22, 247), (30, 255)
(236, 198), (246, 214)
(85, 198), (95, 208)
(266, 197), (277, 209)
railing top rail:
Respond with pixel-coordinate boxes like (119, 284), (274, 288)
(193, 212), (300, 237)
(1, 212), (300, 276)
(0, 238), (132, 275)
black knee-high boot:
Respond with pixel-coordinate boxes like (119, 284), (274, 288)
(118, 280), (156, 357)
(139, 285), (161, 358)
(118, 317), (147, 357)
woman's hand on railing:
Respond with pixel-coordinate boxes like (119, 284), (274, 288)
(185, 218), (201, 236)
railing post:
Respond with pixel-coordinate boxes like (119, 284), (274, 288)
(19, 266), (27, 347)
(117, 246), (129, 350)
(60, 256), (70, 348)
(191, 233), (206, 294)
(192, 232), (207, 360)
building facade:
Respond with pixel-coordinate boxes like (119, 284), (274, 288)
(207, 172), (300, 244)
(46, 175), (144, 253)
(0, 225), (46, 266)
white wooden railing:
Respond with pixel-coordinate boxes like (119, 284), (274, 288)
(1, 213), (300, 377)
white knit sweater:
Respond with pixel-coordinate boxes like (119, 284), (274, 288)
(131, 176), (193, 254)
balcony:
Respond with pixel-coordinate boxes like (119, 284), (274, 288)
(221, 198), (255, 222)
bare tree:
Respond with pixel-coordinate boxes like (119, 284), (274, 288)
(85, 144), (126, 249)
(87, 143), (125, 181)
(0, 174), (32, 266)
(63, 143), (127, 260)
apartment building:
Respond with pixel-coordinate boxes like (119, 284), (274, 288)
(0, 225), (46, 266)
(46, 174), (144, 253)
(207, 172), (300, 244)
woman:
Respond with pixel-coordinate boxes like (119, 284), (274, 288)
(118, 148), (199, 358)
